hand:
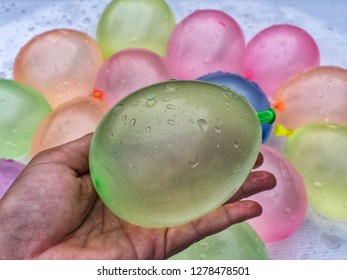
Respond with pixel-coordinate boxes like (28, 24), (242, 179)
(0, 134), (276, 260)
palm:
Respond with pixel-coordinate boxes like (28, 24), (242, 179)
(0, 134), (275, 260)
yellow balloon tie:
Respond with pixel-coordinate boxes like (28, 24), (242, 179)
(274, 123), (293, 137)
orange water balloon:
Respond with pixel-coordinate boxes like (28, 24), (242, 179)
(30, 97), (109, 158)
(274, 66), (347, 129)
(14, 29), (104, 108)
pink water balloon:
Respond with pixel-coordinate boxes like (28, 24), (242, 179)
(94, 48), (172, 106)
(14, 29), (104, 108)
(0, 159), (25, 199)
(241, 24), (320, 99)
(248, 145), (307, 243)
(274, 66), (347, 130)
(30, 97), (109, 158)
(165, 9), (245, 79)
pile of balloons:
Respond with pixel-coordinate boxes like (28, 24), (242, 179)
(1, 0), (346, 260)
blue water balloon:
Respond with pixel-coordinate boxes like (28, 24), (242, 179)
(198, 72), (273, 142)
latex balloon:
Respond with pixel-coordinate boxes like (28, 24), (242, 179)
(30, 97), (109, 158)
(94, 49), (172, 107)
(170, 222), (269, 260)
(13, 29), (103, 108)
(198, 72), (273, 142)
(90, 80), (262, 228)
(0, 79), (52, 159)
(241, 24), (320, 99)
(97, 0), (175, 59)
(248, 145), (307, 243)
(165, 9), (245, 79)
(0, 159), (26, 199)
(284, 122), (347, 222)
(274, 66), (347, 130)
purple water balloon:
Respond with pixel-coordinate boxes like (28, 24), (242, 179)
(0, 159), (25, 199)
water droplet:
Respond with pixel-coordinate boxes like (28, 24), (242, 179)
(199, 242), (209, 250)
(188, 155), (199, 168)
(214, 127), (222, 133)
(132, 101), (140, 107)
(162, 96), (171, 102)
(64, 119), (70, 124)
(234, 141), (239, 148)
(129, 119), (136, 126)
(82, 17), (91, 24)
(121, 114), (127, 121)
(145, 92), (156, 100)
(199, 254), (207, 260)
(145, 126), (152, 133)
(189, 119), (195, 124)
(281, 40), (287, 46)
(197, 119), (208, 132)
(145, 99), (156, 108)
(285, 208), (291, 214)
(57, 124), (63, 130)
(165, 84), (178, 93)
(167, 119), (175, 126)
(166, 104), (175, 110)
(314, 181), (324, 188)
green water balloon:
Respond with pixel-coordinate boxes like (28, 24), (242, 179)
(97, 0), (175, 59)
(90, 80), (263, 228)
(0, 79), (52, 159)
(284, 122), (347, 221)
(170, 222), (269, 260)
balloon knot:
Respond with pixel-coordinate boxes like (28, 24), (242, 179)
(92, 89), (104, 101)
(274, 123), (293, 137)
(243, 71), (252, 80)
(257, 108), (276, 124)
(273, 99), (285, 112)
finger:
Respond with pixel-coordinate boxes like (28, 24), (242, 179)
(227, 171), (276, 203)
(32, 133), (93, 175)
(166, 200), (262, 258)
(253, 152), (264, 169)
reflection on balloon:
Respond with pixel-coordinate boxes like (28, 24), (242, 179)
(284, 122), (347, 222)
(0, 159), (26, 199)
(30, 97), (109, 158)
(165, 10), (245, 79)
(170, 222), (269, 260)
(198, 72), (273, 142)
(97, 0), (175, 59)
(0, 79), (52, 159)
(248, 145), (307, 243)
(94, 49), (172, 107)
(14, 29), (103, 108)
(241, 24), (320, 99)
(90, 80), (262, 228)
(274, 66), (347, 129)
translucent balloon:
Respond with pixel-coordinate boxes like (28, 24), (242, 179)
(274, 66), (347, 130)
(284, 123), (347, 222)
(90, 80), (262, 228)
(0, 159), (26, 199)
(170, 222), (268, 260)
(94, 49), (172, 107)
(0, 79), (52, 159)
(97, 0), (175, 59)
(30, 97), (109, 158)
(241, 24), (320, 99)
(165, 9), (245, 80)
(13, 29), (104, 108)
(248, 145), (307, 243)
(198, 72), (273, 142)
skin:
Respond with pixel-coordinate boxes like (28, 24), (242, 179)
(0, 133), (276, 260)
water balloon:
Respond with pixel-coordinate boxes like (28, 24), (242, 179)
(241, 24), (320, 99)
(13, 29), (103, 108)
(165, 9), (245, 79)
(97, 0), (175, 59)
(0, 159), (26, 199)
(90, 80), (265, 228)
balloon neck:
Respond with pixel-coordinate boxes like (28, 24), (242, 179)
(274, 123), (293, 137)
(273, 99), (285, 112)
(257, 108), (276, 124)
(92, 89), (104, 101)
